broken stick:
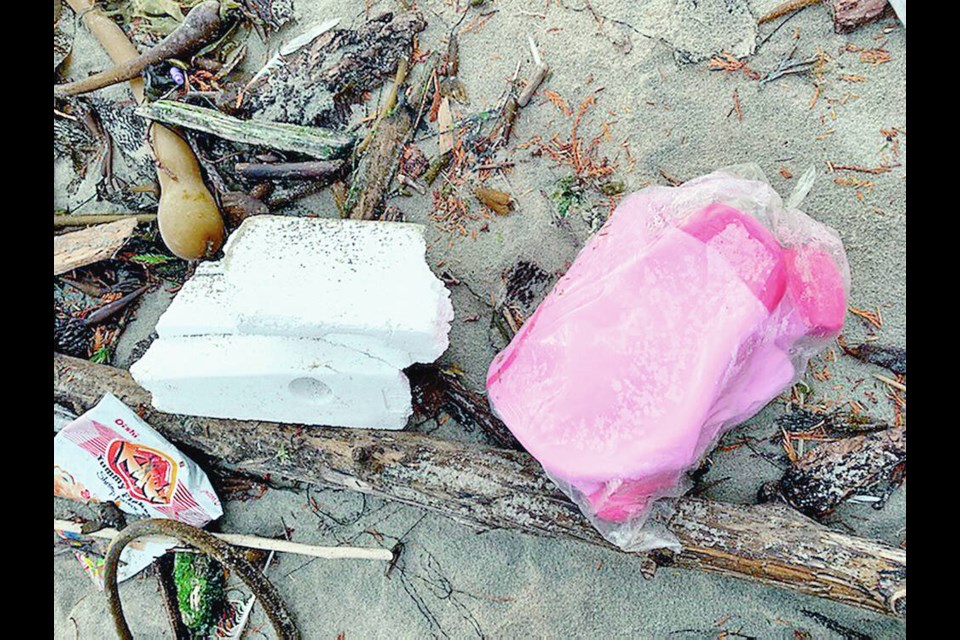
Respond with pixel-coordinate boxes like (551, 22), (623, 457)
(54, 519), (393, 561)
(842, 342), (906, 375)
(517, 36), (548, 108)
(235, 161), (345, 181)
(54, 213), (158, 228)
(54, 355), (906, 618)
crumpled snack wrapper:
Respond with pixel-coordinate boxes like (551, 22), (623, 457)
(54, 393), (223, 586)
(486, 165), (850, 551)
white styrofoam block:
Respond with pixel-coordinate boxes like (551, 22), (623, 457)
(130, 335), (413, 429)
(155, 262), (237, 339)
(889, 0), (905, 26)
(221, 216), (454, 368)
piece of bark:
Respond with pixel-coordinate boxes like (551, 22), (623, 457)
(244, 11), (426, 127)
(348, 110), (414, 220)
(54, 355), (906, 618)
(842, 343), (906, 375)
(137, 101), (355, 160)
(345, 54), (438, 220)
(437, 97), (454, 155)
(780, 424), (906, 518)
(829, 0), (890, 33)
(53, 218), (138, 275)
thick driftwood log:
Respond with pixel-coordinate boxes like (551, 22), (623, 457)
(53, 354), (906, 618)
(780, 424), (906, 517)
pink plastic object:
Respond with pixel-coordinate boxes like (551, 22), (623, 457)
(486, 168), (849, 551)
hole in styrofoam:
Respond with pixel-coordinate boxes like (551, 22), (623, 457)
(288, 377), (333, 404)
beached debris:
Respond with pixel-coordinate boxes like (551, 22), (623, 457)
(82, 285), (149, 327)
(830, 0), (892, 32)
(841, 341), (906, 375)
(53, 1), (222, 98)
(53, 0), (75, 70)
(154, 555), (191, 639)
(56, 518), (394, 562)
(54, 311), (93, 358)
(63, 0), (225, 261)
(758, 0), (824, 25)
(130, 216), (454, 429)
(776, 423), (906, 518)
(345, 51), (439, 220)
(517, 37), (548, 108)
(407, 364), (522, 450)
(54, 218), (138, 276)
(492, 260), (554, 343)
(101, 519), (300, 639)
(241, 0), (296, 31)
(757, 0), (894, 32)
(173, 552), (226, 636)
(54, 213), (158, 227)
(234, 160), (345, 181)
(242, 11), (427, 127)
(55, 354), (907, 618)
(473, 186), (513, 215)
(138, 100), (355, 160)
(776, 405), (887, 435)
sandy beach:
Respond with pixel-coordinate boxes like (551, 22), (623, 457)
(54, 1), (906, 637)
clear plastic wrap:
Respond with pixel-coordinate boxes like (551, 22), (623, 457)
(486, 166), (850, 552)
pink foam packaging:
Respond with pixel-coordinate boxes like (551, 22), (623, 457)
(486, 167), (850, 551)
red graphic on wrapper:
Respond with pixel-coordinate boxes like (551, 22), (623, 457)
(106, 440), (179, 505)
(61, 418), (213, 526)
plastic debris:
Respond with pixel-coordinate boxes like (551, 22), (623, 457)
(54, 393), (223, 585)
(131, 216), (454, 429)
(486, 166), (850, 551)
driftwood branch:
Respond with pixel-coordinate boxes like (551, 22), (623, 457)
(53, 354), (906, 618)
(137, 101), (355, 160)
(235, 161), (345, 181)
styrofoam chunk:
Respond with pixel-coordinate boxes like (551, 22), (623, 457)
(222, 216), (454, 367)
(131, 335), (413, 429)
(155, 263), (236, 338)
(133, 215), (454, 429)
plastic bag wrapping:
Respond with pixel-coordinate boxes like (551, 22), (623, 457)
(486, 166), (849, 552)
(54, 393), (223, 586)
